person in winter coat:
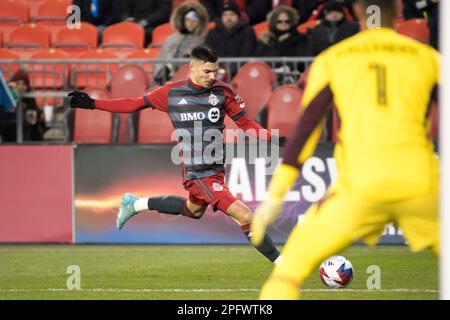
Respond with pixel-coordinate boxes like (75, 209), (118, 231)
(307, 1), (359, 56)
(154, 1), (210, 83)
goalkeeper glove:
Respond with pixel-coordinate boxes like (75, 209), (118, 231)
(68, 91), (95, 110)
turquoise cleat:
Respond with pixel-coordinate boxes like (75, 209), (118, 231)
(116, 193), (139, 230)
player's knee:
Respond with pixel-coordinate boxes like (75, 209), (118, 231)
(189, 207), (206, 219)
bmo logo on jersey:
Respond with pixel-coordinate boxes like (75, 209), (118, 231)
(180, 112), (206, 121)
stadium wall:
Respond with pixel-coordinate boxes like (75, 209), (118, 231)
(0, 145), (74, 243)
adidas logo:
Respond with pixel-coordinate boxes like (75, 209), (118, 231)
(178, 98), (188, 105)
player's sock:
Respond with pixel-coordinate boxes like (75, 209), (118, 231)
(241, 224), (280, 263)
(142, 196), (200, 219)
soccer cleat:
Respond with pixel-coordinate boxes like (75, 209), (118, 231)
(116, 193), (139, 230)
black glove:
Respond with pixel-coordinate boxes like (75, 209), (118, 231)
(68, 91), (95, 110)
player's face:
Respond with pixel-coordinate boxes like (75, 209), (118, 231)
(190, 60), (218, 88)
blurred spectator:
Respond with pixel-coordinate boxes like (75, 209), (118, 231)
(72, 0), (122, 29)
(123, 0), (172, 46)
(256, 6), (309, 57)
(154, 1), (210, 83)
(205, 2), (256, 57)
(0, 70), (46, 142)
(403, 0), (440, 50)
(307, 1), (359, 55)
(292, 0), (357, 23)
(201, 0), (247, 22)
(246, 0), (296, 25)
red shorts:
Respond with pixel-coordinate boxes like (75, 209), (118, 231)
(184, 172), (237, 213)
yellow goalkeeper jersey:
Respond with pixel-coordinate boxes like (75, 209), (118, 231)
(282, 28), (440, 202)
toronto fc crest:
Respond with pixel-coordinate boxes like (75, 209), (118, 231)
(208, 93), (219, 106)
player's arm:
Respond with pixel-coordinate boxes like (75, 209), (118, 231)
(68, 86), (169, 113)
(224, 89), (272, 141)
(251, 55), (333, 245)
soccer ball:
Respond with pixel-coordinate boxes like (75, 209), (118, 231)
(319, 255), (354, 288)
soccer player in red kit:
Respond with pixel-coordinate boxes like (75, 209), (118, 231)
(68, 45), (281, 263)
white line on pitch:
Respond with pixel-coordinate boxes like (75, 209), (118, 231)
(0, 288), (439, 293)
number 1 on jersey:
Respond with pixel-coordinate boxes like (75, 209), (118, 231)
(370, 63), (387, 106)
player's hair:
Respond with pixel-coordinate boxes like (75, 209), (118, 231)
(190, 45), (218, 63)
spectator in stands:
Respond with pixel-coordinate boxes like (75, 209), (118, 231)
(292, 0), (357, 24)
(205, 1), (256, 77)
(307, 1), (359, 56)
(403, 0), (440, 50)
(0, 70), (46, 142)
(205, 2), (257, 58)
(201, 0), (247, 22)
(154, 1), (210, 83)
(122, 0), (172, 46)
(256, 6), (309, 58)
(73, 0), (122, 34)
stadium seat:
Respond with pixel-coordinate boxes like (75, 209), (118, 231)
(127, 48), (160, 79)
(73, 107), (117, 143)
(54, 22), (98, 57)
(0, 31), (3, 47)
(0, 0), (29, 25)
(298, 65), (310, 90)
(170, 63), (191, 82)
(396, 19), (430, 43)
(150, 22), (175, 48)
(6, 24), (51, 59)
(297, 20), (320, 34)
(231, 61), (275, 120)
(25, 0), (46, 19)
(172, 0), (198, 10)
(71, 49), (118, 89)
(0, 48), (20, 81)
(137, 108), (175, 144)
(34, 0), (69, 42)
(266, 85), (302, 137)
(253, 21), (268, 40)
(101, 22), (144, 58)
(108, 65), (150, 143)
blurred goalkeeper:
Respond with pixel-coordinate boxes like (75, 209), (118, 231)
(251, 0), (440, 299)
(68, 45), (281, 264)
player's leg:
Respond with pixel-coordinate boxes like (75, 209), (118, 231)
(221, 199), (281, 263)
(116, 193), (207, 230)
(259, 190), (389, 299)
(393, 190), (439, 255)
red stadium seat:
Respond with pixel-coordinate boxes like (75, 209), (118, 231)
(73, 108), (116, 143)
(34, 0), (69, 42)
(267, 85), (302, 137)
(0, 48), (20, 81)
(170, 63), (191, 82)
(231, 61), (275, 120)
(253, 21), (268, 40)
(108, 65), (150, 143)
(25, 0), (46, 19)
(71, 49), (118, 89)
(138, 108), (175, 144)
(6, 24), (51, 59)
(396, 19), (430, 43)
(54, 22), (98, 57)
(0, 31), (3, 47)
(297, 20), (320, 34)
(127, 48), (160, 78)
(83, 87), (110, 100)
(0, 0), (29, 25)
(101, 22), (144, 58)
(150, 22), (175, 48)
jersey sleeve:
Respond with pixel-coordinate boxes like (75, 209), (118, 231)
(142, 85), (170, 112)
(224, 86), (247, 121)
(282, 53), (333, 169)
(94, 85), (170, 113)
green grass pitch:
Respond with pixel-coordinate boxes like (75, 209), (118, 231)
(0, 245), (438, 300)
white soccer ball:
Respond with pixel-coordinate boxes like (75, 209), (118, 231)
(319, 255), (354, 288)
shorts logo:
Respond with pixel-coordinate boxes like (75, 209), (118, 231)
(208, 107), (220, 123)
(208, 93), (219, 106)
(212, 182), (223, 192)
